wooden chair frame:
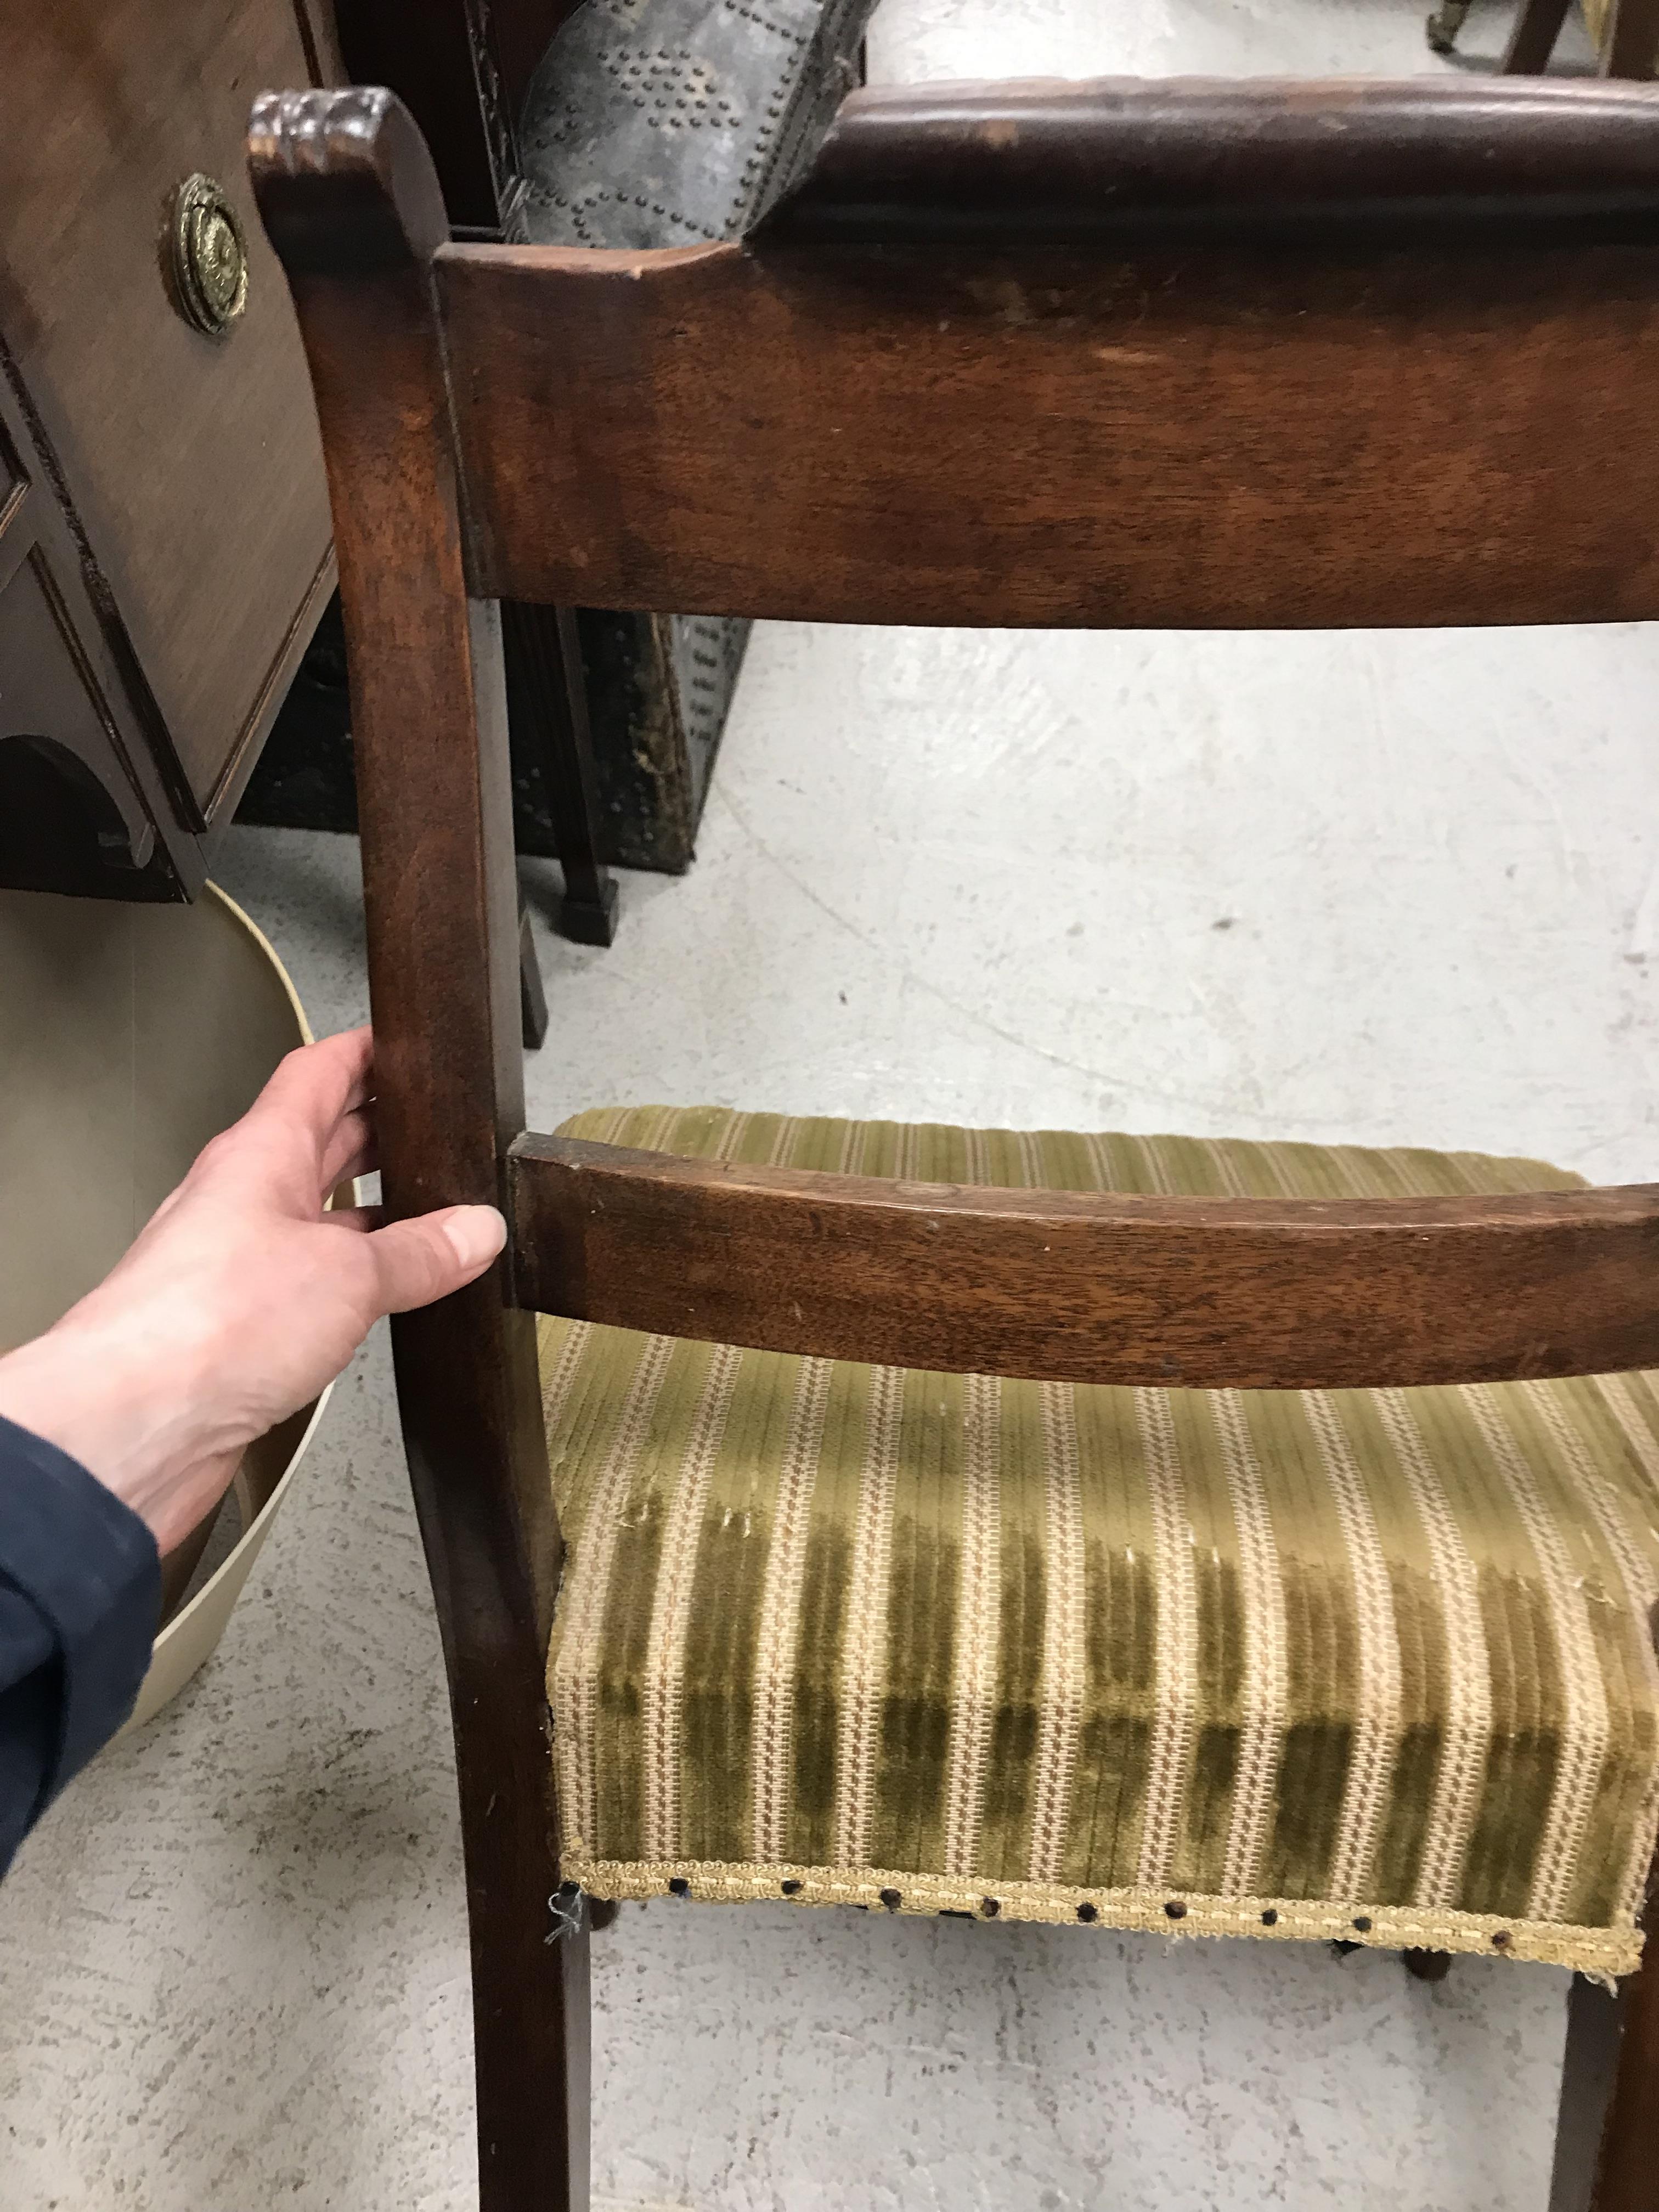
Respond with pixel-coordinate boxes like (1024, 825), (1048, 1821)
(250, 75), (1659, 2212)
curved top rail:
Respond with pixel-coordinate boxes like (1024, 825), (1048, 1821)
(755, 75), (1659, 247)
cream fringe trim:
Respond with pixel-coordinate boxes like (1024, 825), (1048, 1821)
(567, 1854), (1642, 1976)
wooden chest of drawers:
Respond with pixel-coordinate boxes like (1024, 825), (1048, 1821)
(0, 0), (340, 898)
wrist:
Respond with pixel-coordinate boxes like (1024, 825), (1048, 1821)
(0, 1320), (221, 1536)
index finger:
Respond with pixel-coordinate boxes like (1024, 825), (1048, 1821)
(254, 1026), (376, 1132)
(228, 1028), (379, 1209)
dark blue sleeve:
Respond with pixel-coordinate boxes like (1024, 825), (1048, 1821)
(0, 1414), (160, 1877)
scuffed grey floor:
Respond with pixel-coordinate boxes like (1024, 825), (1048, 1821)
(0, 0), (1641, 2205)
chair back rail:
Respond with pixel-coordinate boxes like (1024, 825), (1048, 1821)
(434, 76), (1659, 627)
(510, 1137), (1659, 1389)
(753, 75), (1659, 245)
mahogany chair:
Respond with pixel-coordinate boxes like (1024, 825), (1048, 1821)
(251, 75), (1659, 2212)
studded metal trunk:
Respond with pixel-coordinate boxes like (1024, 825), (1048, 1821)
(512, 0), (876, 872)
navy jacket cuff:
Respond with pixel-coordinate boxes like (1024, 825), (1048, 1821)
(0, 1414), (160, 1808)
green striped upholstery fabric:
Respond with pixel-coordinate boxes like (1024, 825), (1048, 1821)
(540, 1107), (1659, 1972)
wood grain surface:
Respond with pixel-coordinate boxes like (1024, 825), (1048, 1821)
(251, 86), (585, 2212)
(754, 75), (1659, 244)
(509, 1137), (1659, 1390)
(1, 0), (335, 816)
(434, 76), (1659, 630)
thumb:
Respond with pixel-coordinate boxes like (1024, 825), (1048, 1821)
(368, 1204), (507, 1313)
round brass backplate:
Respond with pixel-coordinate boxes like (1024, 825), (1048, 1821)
(168, 173), (249, 338)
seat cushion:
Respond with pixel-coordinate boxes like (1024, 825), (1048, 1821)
(541, 1108), (1659, 1973)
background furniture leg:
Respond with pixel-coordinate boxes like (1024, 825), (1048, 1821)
(1425, 0), (1474, 55)
(503, 602), (619, 948)
(1601, 0), (1659, 75)
(1503, 0), (1574, 70)
(518, 890), (548, 1050)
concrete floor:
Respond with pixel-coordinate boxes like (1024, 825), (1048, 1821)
(0, 0), (1648, 2206)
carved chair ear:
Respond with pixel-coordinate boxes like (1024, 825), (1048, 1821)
(248, 85), (448, 279)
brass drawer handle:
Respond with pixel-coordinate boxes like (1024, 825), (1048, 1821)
(168, 173), (249, 337)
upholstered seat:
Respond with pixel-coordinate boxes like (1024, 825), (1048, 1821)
(542, 1108), (1659, 1975)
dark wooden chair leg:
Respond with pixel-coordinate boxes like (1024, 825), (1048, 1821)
(1503, 0), (1575, 70)
(503, 601), (619, 949)
(1549, 1864), (1659, 2211)
(1601, 0), (1659, 75)
(1403, 1948), (1453, 1983)
(518, 890), (549, 1051)
(449, 1736), (591, 2212)
(548, 1912), (594, 2209)
(431, 1583), (591, 2212)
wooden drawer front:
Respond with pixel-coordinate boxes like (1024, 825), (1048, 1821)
(1, 0), (335, 820)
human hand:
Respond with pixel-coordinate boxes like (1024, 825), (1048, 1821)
(0, 1026), (504, 1555)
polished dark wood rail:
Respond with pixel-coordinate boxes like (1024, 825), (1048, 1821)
(437, 71), (1659, 631)
(507, 1137), (1659, 1389)
(754, 75), (1659, 246)
(441, 229), (1659, 630)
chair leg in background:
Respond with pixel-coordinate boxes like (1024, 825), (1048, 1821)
(518, 890), (549, 1051)
(503, 601), (620, 949)
(1601, 0), (1659, 76)
(1425, 0), (1474, 54)
(1503, 0), (1573, 70)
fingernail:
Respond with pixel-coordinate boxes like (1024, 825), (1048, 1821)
(442, 1205), (507, 1271)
